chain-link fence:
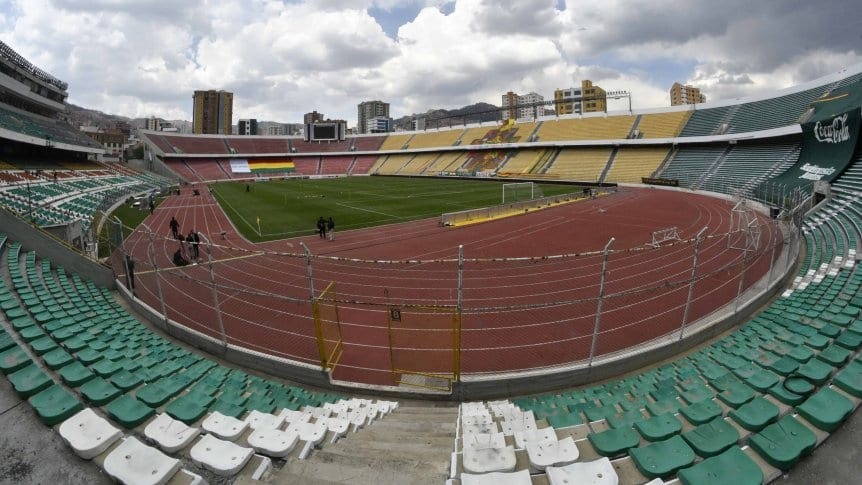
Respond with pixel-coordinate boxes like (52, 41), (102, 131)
(111, 210), (797, 390)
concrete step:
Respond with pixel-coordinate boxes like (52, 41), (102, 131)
(326, 436), (452, 458)
(364, 418), (456, 434)
(296, 448), (449, 482)
(344, 429), (453, 448)
(275, 456), (446, 485)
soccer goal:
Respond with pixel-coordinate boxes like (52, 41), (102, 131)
(502, 182), (543, 204)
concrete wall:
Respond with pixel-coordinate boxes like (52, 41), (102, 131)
(0, 207), (115, 287)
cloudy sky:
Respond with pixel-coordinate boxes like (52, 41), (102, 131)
(1, 0), (861, 127)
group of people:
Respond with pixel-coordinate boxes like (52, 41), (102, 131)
(169, 216), (200, 266)
(317, 216), (335, 240)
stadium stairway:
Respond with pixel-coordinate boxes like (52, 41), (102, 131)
(0, 234), (427, 484)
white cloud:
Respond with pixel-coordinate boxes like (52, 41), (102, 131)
(1, 0), (859, 127)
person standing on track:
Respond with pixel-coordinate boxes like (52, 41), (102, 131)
(317, 216), (326, 239)
(327, 216), (335, 241)
(169, 216), (180, 239)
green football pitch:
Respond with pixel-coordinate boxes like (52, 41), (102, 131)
(210, 176), (581, 242)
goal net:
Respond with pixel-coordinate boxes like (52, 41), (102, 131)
(502, 182), (543, 204)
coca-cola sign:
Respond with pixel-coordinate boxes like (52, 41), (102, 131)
(814, 113), (851, 144)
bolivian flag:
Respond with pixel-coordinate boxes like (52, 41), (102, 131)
(249, 159), (295, 174)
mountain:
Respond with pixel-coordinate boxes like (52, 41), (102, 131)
(393, 102), (500, 130)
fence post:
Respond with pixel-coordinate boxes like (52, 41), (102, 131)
(117, 216), (133, 293)
(735, 246), (750, 312)
(140, 223), (169, 330)
(589, 237), (614, 366)
(680, 227), (707, 340)
(198, 232), (227, 351)
(300, 242), (315, 301)
(455, 244), (463, 382)
(767, 230), (778, 286)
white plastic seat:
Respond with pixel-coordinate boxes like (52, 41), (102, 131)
(463, 421), (499, 435)
(202, 411), (249, 441)
(190, 434), (254, 477)
(58, 408), (122, 460)
(500, 410), (537, 436)
(246, 427), (300, 458)
(244, 410), (285, 430)
(373, 399), (398, 415)
(346, 408), (371, 431)
(526, 436), (579, 470)
(319, 415), (350, 442)
(301, 406), (332, 421)
(513, 426), (557, 449)
(546, 457), (619, 485)
(288, 420), (328, 459)
(462, 444), (517, 474)
(144, 413), (201, 453)
(461, 469), (532, 485)
(463, 432), (506, 450)
(462, 414), (493, 426)
(103, 436), (181, 485)
(278, 409), (310, 425)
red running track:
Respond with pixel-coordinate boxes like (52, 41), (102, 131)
(114, 186), (781, 386)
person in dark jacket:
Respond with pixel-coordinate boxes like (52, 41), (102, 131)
(317, 216), (326, 239)
(327, 216), (335, 241)
(169, 216), (180, 238)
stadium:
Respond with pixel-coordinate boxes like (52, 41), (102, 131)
(0, 32), (862, 485)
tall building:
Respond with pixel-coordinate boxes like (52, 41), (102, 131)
(145, 116), (160, 131)
(304, 111), (325, 124)
(501, 91), (544, 121)
(554, 80), (607, 115)
(238, 119), (257, 136)
(192, 90), (233, 134)
(266, 124), (286, 136)
(670, 82), (706, 106)
(357, 100), (389, 134)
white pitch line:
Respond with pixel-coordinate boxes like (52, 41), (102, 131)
(335, 201), (400, 218)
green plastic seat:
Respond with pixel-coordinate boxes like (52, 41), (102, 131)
(136, 381), (175, 408)
(18, 326), (46, 342)
(833, 361), (862, 398)
(767, 382), (804, 406)
(0, 331), (15, 352)
(728, 396), (779, 432)
(647, 398), (681, 417)
(743, 369), (780, 392)
(91, 358), (123, 378)
(817, 345), (850, 367)
(680, 399), (722, 426)
(79, 377), (122, 406)
(796, 358), (833, 385)
(29, 336), (59, 355)
(835, 330), (862, 350)
(208, 399), (247, 419)
(796, 386), (854, 432)
(110, 370), (144, 392)
(678, 446), (763, 485)
(107, 394), (156, 428)
(766, 356), (800, 376)
(607, 409), (647, 429)
(41, 348), (73, 370)
(0, 345), (31, 374)
(749, 414), (816, 470)
(587, 426), (640, 457)
(629, 434), (696, 479)
(58, 361), (96, 387)
(245, 395), (276, 414)
(165, 393), (213, 424)
(8, 363), (53, 398)
(28, 384), (83, 426)
(681, 416), (740, 458)
(547, 411), (583, 429)
(635, 413), (682, 442)
(680, 384), (715, 405)
(717, 382), (755, 409)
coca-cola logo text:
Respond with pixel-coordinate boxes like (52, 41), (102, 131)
(814, 114), (850, 144)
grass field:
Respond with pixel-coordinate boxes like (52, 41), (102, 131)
(211, 176), (580, 242)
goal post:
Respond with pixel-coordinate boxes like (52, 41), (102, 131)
(502, 182), (542, 203)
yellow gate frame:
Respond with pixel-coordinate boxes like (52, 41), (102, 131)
(387, 304), (461, 393)
(312, 282), (344, 372)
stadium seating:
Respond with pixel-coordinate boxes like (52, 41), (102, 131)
(545, 147), (612, 182)
(726, 86), (826, 134)
(679, 105), (734, 137)
(635, 111), (691, 138)
(0, 235), (403, 482)
(379, 133), (413, 151)
(404, 128), (464, 149)
(657, 145), (727, 187)
(536, 116), (634, 141)
(499, 148), (554, 176)
(604, 147), (669, 183)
